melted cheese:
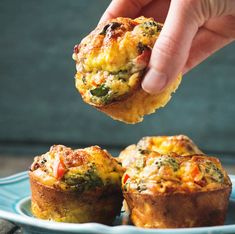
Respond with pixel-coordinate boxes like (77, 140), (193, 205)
(119, 135), (203, 169)
(123, 154), (231, 194)
(73, 17), (162, 106)
(31, 145), (124, 191)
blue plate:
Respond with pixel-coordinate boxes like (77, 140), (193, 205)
(0, 171), (234, 234)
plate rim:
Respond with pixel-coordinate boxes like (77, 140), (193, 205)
(0, 172), (234, 234)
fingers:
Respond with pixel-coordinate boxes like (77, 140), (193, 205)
(203, 15), (235, 39)
(142, 0), (200, 94)
(184, 14), (235, 73)
(99, 0), (152, 23)
(140, 0), (170, 23)
(183, 26), (234, 74)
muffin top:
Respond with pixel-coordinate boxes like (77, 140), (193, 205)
(138, 135), (202, 155)
(73, 16), (162, 106)
(30, 145), (124, 191)
(122, 153), (231, 194)
(119, 135), (203, 169)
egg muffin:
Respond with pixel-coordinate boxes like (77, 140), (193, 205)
(29, 145), (124, 224)
(73, 16), (182, 124)
(122, 153), (232, 228)
(119, 135), (202, 169)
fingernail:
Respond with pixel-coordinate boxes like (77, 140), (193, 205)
(142, 69), (168, 94)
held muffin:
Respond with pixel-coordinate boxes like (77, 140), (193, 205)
(119, 135), (203, 169)
(72, 16), (182, 124)
(122, 153), (232, 228)
(29, 145), (124, 224)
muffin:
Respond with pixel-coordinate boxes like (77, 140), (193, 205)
(119, 135), (203, 169)
(122, 153), (232, 228)
(29, 145), (124, 224)
(72, 16), (182, 124)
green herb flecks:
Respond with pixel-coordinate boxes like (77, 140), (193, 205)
(155, 156), (179, 172)
(90, 85), (109, 97)
(143, 21), (157, 27)
(140, 21), (162, 36)
(204, 161), (224, 183)
(63, 164), (103, 192)
(110, 70), (129, 81)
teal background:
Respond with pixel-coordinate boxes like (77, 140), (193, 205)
(0, 0), (235, 157)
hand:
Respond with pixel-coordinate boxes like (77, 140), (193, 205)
(100, 0), (235, 94)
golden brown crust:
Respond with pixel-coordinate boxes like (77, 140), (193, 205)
(138, 135), (203, 155)
(122, 153), (231, 194)
(30, 145), (124, 191)
(29, 145), (124, 223)
(29, 171), (123, 224)
(73, 16), (182, 124)
(122, 150), (232, 228)
(124, 186), (231, 228)
(97, 75), (181, 123)
(119, 135), (202, 169)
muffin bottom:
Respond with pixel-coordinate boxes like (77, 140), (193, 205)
(97, 74), (182, 124)
(124, 187), (231, 228)
(30, 172), (123, 224)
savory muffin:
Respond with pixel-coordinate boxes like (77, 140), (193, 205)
(119, 135), (203, 169)
(122, 153), (232, 228)
(73, 16), (182, 123)
(29, 145), (124, 224)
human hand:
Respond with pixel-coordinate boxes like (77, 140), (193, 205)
(100, 0), (235, 94)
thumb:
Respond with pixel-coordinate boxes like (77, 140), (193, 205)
(142, 0), (200, 94)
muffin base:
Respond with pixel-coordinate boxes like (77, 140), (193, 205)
(124, 187), (231, 228)
(29, 172), (123, 224)
(97, 74), (182, 124)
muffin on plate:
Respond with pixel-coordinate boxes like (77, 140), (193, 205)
(29, 145), (124, 224)
(119, 135), (202, 169)
(73, 16), (182, 124)
(122, 153), (232, 228)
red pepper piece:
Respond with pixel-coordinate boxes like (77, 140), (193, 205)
(123, 174), (130, 184)
(53, 160), (66, 180)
